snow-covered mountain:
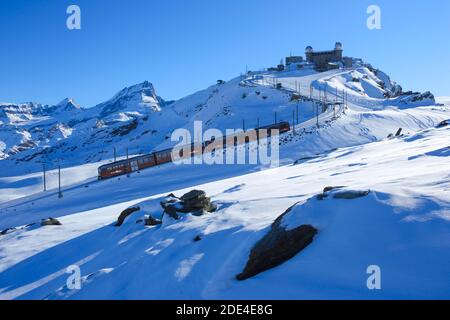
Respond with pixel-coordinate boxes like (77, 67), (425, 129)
(0, 81), (175, 166)
(0, 61), (436, 174)
(0, 57), (449, 300)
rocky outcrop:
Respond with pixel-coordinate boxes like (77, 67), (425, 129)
(332, 189), (370, 199)
(161, 190), (217, 219)
(317, 186), (369, 200)
(0, 227), (16, 236)
(41, 217), (62, 226)
(115, 206), (140, 226)
(115, 190), (217, 226)
(399, 91), (435, 105)
(437, 120), (449, 128)
(144, 215), (162, 226)
(237, 187), (370, 280)
(317, 186), (345, 200)
(237, 205), (318, 281)
(387, 128), (403, 139)
(111, 119), (138, 137)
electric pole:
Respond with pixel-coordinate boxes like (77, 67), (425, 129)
(58, 165), (63, 199)
(113, 147), (117, 162)
(43, 163), (46, 192)
(317, 89), (320, 128)
(316, 102), (319, 128)
(292, 111), (296, 134)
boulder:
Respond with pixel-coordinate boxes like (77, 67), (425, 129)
(180, 190), (206, 202)
(437, 120), (449, 128)
(115, 206), (140, 226)
(317, 186), (345, 200)
(116, 190), (217, 227)
(317, 186), (369, 200)
(332, 189), (370, 199)
(41, 217), (62, 226)
(236, 206), (318, 281)
(163, 204), (180, 220)
(145, 216), (162, 226)
(161, 190), (217, 217)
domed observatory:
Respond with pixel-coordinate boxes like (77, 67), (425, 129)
(305, 46), (314, 62)
(334, 42), (343, 60)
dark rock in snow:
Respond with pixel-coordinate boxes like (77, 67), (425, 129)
(1, 222), (37, 235)
(179, 190), (217, 213)
(323, 186), (346, 193)
(116, 190), (217, 227)
(436, 120), (449, 128)
(180, 190), (206, 202)
(0, 227), (16, 236)
(387, 128), (403, 139)
(236, 206), (318, 281)
(161, 190), (217, 218)
(400, 91), (435, 104)
(317, 187), (369, 200)
(163, 204), (180, 220)
(332, 189), (370, 199)
(317, 186), (345, 200)
(41, 217), (62, 226)
(145, 216), (162, 226)
(115, 206), (140, 226)
(160, 194), (180, 209)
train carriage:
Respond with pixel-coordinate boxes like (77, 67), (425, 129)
(98, 122), (290, 180)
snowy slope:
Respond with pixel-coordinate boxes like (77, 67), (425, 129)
(0, 123), (448, 299)
(0, 64), (448, 204)
(0, 60), (449, 300)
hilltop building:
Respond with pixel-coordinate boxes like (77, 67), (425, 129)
(274, 42), (352, 73)
(285, 56), (304, 70)
(305, 42), (343, 71)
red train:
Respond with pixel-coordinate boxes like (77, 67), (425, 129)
(98, 122), (290, 180)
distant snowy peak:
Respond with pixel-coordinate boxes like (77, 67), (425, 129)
(97, 81), (163, 119)
(54, 98), (81, 112)
(0, 98), (82, 125)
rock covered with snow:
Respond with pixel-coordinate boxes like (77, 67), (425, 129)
(115, 190), (217, 227)
(237, 204), (317, 280)
(398, 91), (435, 106)
(40, 217), (62, 226)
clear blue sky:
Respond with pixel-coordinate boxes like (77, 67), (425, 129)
(1, 0), (449, 107)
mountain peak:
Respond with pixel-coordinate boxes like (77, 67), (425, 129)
(114, 81), (156, 101)
(55, 98), (81, 111)
(96, 80), (162, 118)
